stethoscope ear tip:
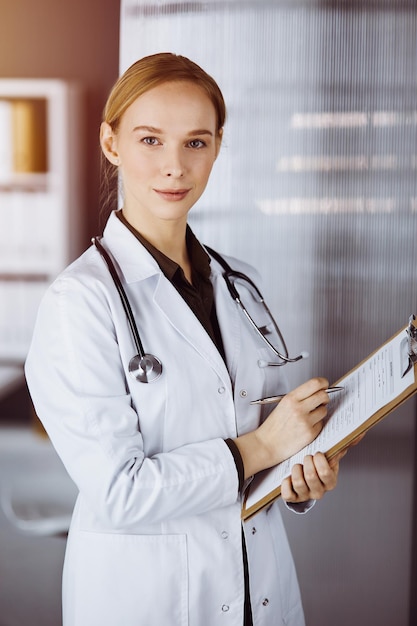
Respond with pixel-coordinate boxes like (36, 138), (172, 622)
(300, 351), (310, 359)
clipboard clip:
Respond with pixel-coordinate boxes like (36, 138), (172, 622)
(401, 314), (417, 378)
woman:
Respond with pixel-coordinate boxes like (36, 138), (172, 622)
(25, 53), (344, 626)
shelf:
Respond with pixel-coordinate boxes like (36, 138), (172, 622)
(0, 78), (84, 365)
(0, 273), (49, 282)
(0, 173), (49, 193)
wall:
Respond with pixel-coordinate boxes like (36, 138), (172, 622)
(0, 0), (121, 246)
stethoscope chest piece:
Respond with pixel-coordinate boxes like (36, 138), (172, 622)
(129, 354), (163, 383)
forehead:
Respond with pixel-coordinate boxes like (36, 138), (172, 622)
(122, 81), (217, 129)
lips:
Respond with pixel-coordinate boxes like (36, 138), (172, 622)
(155, 189), (190, 202)
(154, 188), (190, 201)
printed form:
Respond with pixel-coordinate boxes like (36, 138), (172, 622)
(245, 328), (415, 513)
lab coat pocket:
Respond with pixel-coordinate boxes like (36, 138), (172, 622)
(65, 531), (189, 626)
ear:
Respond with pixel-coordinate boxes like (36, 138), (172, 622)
(100, 122), (120, 166)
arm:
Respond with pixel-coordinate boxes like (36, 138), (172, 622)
(25, 270), (240, 529)
(233, 377), (330, 479)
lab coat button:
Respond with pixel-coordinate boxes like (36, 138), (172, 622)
(221, 531), (228, 539)
(251, 527), (257, 535)
(262, 598), (269, 606)
(239, 389), (248, 398)
(221, 605), (230, 612)
(218, 386), (225, 394)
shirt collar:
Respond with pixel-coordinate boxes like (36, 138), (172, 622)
(116, 210), (211, 282)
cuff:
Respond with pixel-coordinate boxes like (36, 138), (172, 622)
(225, 438), (244, 491)
(286, 499), (316, 515)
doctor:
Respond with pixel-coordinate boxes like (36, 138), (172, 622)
(25, 53), (345, 626)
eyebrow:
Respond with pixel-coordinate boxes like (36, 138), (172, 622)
(132, 125), (214, 136)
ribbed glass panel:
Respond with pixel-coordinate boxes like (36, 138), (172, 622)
(121, 0), (417, 387)
(120, 3), (416, 625)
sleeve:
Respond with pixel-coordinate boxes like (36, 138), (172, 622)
(25, 270), (240, 530)
(225, 438), (245, 491)
(286, 500), (316, 514)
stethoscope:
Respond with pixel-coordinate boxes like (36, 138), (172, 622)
(92, 237), (307, 383)
(92, 236), (163, 383)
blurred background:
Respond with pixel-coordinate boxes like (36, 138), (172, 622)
(0, 2), (120, 625)
(1, 1), (416, 625)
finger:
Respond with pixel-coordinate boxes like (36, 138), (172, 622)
(289, 377), (329, 402)
(350, 433), (366, 447)
(291, 454), (336, 501)
(300, 384), (332, 416)
(281, 387), (329, 423)
(328, 449), (347, 468)
(327, 433), (367, 468)
(280, 475), (298, 502)
(311, 452), (339, 491)
(306, 401), (328, 427)
(289, 461), (315, 501)
(283, 453), (340, 504)
(299, 454), (328, 499)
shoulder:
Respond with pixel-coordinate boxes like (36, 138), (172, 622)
(37, 245), (118, 325)
(49, 245), (110, 293)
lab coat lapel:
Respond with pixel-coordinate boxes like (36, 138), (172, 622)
(210, 265), (242, 380)
(152, 275), (231, 384)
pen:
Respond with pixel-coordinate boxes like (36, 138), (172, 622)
(250, 386), (345, 405)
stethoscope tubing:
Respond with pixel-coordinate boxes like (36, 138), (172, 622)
(92, 237), (306, 381)
(92, 237), (146, 358)
(205, 246), (305, 365)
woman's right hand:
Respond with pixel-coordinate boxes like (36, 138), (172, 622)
(233, 377), (330, 480)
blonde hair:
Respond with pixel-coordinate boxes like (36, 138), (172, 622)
(103, 52), (226, 135)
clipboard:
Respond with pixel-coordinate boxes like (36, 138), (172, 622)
(242, 315), (417, 521)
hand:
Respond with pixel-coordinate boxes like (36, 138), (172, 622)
(280, 433), (366, 503)
(259, 377), (331, 463)
(281, 451), (344, 503)
(234, 377), (331, 479)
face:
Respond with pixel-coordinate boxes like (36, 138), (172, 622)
(101, 81), (222, 233)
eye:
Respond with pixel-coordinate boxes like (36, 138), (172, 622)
(188, 139), (206, 149)
(142, 136), (160, 146)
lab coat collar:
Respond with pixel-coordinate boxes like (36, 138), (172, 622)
(101, 211), (233, 382)
(101, 211), (162, 283)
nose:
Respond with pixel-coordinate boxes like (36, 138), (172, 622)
(161, 145), (185, 178)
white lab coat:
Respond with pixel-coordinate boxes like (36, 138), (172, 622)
(25, 211), (306, 626)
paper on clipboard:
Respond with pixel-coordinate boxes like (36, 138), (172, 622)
(242, 320), (417, 521)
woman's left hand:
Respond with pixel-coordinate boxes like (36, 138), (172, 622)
(280, 450), (346, 503)
(281, 433), (365, 503)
